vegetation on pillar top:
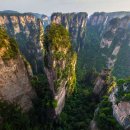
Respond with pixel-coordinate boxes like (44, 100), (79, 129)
(44, 23), (77, 94)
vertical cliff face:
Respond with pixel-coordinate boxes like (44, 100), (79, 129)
(87, 12), (130, 78)
(51, 12), (88, 51)
(0, 29), (35, 111)
(44, 24), (77, 115)
(100, 16), (130, 78)
(0, 13), (44, 74)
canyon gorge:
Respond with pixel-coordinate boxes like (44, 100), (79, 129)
(0, 10), (130, 130)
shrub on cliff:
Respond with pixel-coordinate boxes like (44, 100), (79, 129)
(0, 28), (18, 60)
(44, 24), (77, 94)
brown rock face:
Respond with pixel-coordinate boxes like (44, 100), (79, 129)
(0, 29), (36, 111)
(0, 55), (35, 111)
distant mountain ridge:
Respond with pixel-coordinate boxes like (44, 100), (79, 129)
(0, 10), (20, 14)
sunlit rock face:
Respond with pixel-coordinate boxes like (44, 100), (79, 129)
(0, 13), (44, 74)
(51, 12), (88, 51)
(0, 30), (36, 111)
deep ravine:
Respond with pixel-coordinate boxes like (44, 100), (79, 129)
(1, 10), (130, 130)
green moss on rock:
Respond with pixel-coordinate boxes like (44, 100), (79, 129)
(0, 28), (18, 60)
(44, 24), (77, 94)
